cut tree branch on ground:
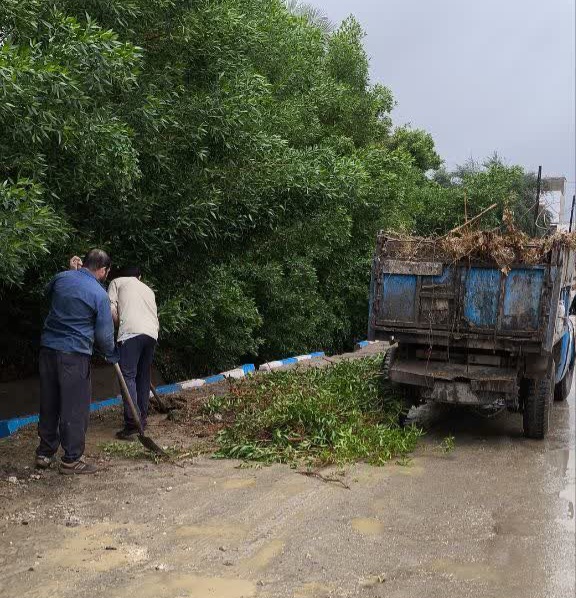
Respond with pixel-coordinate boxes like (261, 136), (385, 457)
(298, 470), (351, 490)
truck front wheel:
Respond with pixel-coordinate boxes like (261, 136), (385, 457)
(554, 362), (574, 402)
(522, 360), (554, 439)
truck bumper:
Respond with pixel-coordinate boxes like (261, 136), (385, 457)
(389, 359), (518, 404)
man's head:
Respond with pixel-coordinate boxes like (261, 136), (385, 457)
(82, 249), (111, 282)
(117, 266), (141, 279)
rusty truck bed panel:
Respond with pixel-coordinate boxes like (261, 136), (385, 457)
(368, 235), (576, 355)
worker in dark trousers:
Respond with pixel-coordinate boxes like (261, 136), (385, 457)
(108, 266), (159, 440)
(35, 249), (118, 474)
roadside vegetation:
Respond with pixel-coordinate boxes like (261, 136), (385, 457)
(207, 357), (423, 466)
(1, 1), (546, 381)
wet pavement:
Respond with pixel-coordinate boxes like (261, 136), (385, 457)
(0, 346), (574, 598)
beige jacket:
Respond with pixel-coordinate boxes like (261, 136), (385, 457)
(108, 277), (159, 342)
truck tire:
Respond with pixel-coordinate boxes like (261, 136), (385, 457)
(522, 360), (554, 439)
(381, 346), (413, 427)
(382, 345), (396, 381)
(554, 362), (574, 402)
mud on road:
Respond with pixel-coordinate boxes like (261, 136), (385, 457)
(0, 346), (574, 598)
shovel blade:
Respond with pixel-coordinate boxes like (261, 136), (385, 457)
(138, 434), (167, 456)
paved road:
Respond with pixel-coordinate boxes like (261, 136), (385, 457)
(0, 347), (574, 598)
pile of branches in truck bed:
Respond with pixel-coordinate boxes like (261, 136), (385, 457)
(381, 209), (576, 272)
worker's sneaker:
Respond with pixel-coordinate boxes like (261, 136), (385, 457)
(59, 457), (97, 475)
(35, 455), (53, 470)
(115, 427), (138, 441)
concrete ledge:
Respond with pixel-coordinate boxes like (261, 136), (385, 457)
(0, 343), (384, 439)
(0, 347), (388, 438)
(179, 364), (255, 390)
(259, 352), (325, 372)
(0, 414), (39, 438)
(354, 340), (380, 351)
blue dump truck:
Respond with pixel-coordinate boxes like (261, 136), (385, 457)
(368, 233), (576, 438)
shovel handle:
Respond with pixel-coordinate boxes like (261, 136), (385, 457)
(150, 383), (167, 410)
(113, 363), (144, 435)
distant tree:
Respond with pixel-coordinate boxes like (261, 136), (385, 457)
(414, 156), (550, 236)
(284, 0), (334, 35)
(388, 126), (442, 172)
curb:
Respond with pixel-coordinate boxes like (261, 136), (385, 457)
(0, 415), (39, 439)
(0, 343), (376, 439)
(179, 364), (256, 390)
(0, 363), (256, 439)
(354, 340), (380, 351)
(259, 352), (325, 372)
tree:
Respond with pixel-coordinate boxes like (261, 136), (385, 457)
(6, 0), (535, 382)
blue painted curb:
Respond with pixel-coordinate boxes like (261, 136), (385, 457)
(0, 415), (39, 438)
(89, 397), (122, 411)
(155, 383), (182, 395)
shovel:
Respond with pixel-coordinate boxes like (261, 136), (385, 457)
(149, 382), (169, 413)
(113, 362), (167, 456)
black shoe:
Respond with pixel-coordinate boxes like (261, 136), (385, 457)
(115, 428), (138, 441)
(35, 455), (54, 469)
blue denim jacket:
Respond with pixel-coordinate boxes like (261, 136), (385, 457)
(41, 269), (118, 362)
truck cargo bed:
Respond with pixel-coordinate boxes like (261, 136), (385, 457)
(368, 235), (575, 355)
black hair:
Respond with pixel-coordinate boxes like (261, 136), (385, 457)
(82, 248), (111, 271)
(117, 266), (141, 278)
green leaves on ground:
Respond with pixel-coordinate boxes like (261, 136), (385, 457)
(210, 357), (423, 466)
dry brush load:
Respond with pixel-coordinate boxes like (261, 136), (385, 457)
(378, 209), (576, 273)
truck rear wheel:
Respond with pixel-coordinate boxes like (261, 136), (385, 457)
(554, 362), (574, 402)
(381, 345), (413, 426)
(522, 360), (554, 439)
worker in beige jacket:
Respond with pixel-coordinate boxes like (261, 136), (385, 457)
(108, 267), (159, 440)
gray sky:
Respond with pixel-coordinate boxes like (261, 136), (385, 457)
(312, 0), (575, 202)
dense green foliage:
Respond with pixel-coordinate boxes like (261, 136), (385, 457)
(0, 0), (543, 380)
(412, 157), (548, 236)
(209, 356), (423, 465)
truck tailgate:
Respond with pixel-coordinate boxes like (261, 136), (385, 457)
(368, 248), (569, 355)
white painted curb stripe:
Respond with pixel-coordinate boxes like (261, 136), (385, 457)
(259, 351), (325, 372)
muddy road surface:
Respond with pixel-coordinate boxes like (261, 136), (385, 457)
(0, 349), (574, 598)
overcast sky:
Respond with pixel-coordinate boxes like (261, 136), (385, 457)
(311, 0), (575, 202)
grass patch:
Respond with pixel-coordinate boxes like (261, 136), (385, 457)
(99, 441), (188, 463)
(210, 356), (423, 466)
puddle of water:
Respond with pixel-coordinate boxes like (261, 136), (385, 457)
(221, 478), (256, 490)
(428, 559), (501, 582)
(112, 572), (255, 598)
(239, 539), (284, 572)
(38, 523), (148, 573)
(351, 467), (389, 486)
(274, 477), (310, 497)
(557, 384), (575, 529)
(19, 580), (67, 598)
(293, 582), (332, 597)
(492, 513), (537, 537)
(386, 463), (424, 477)
(175, 524), (248, 539)
(351, 517), (384, 536)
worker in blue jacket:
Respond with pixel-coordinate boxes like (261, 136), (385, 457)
(35, 249), (119, 474)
